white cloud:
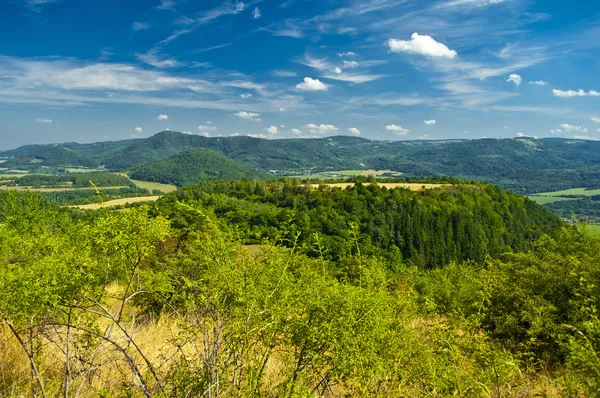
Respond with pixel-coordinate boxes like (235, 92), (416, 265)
(305, 123), (338, 134)
(338, 52), (357, 57)
(234, 111), (261, 121)
(560, 124), (588, 133)
(291, 128), (303, 135)
(343, 60), (359, 68)
(35, 118), (52, 123)
(529, 80), (548, 86)
(574, 135), (600, 141)
(331, 67), (343, 74)
(387, 33), (457, 59)
(386, 124), (409, 135)
(592, 117), (600, 123)
(348, 127), (361, 135)
(424, 119), (437, 125)
(267, 125), (278, 134)
(248, 133), (267, 139)
(240, 93), (253, 98)
(506, 74), (522, 87)
(198, 124), (217, 132)
(158, 114), (169, 120)
(435, 0), (507, 9)
(252, 7), (261, 19)
(135, 126), (143, 133)
(272, 70), (297, 77)
(135, 49), (181, 68)
(553, 89), (600, 98)
(132, 22), (150, 31)
(198, 131), (210, 137)
(321, 72), (384, 84)
(279, 107), (286, 112)
(296, 77), (328, 91)
(550, 129), (562, 134)
(516, 132), (525, 137)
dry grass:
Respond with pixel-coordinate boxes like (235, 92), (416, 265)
(72, 196), (161, 209)
(307, 182), (447, 190)
(130, 179), (178, 194)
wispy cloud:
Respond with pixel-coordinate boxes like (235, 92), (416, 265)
(553, 89), (600, 98)
(135, 49), (181, 68)
(193, 43), (233, 54)
(132, 22), (150, 31)
(36, 118), (52, 123)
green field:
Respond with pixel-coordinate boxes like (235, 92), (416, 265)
(536, 188), (600, 197)
(130, 179), (178, 194)
(527, 196), (581, 205)
(587, 224), (600, 236)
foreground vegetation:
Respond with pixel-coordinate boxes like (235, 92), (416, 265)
(1, 182), (598, 397)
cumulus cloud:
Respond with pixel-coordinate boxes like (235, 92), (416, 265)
(338, 52), (357, 57)
(506, 74), (522, 87)
(387, 33), (457, 59)
(305, 123), (338, 134)
(35, 118), (52, 123)
(248, 133), (267, 139)
(560, 124), (588, 133)
(553, 89), (600, 98)
(158, 114), (169, 120)
(386, 124), (409, 135)
(592, 117), (600, 123)
(135, 126), (143, 133)
(267, 125), (278, 134)
(348, 127), (361, 135)
(240, 93), (253, 98)
(424, 119), (437, 125)
(296, 77), (328, 91)
(234, 111), (261, 121)
(252, 7), (261, 19)
(291, 128), (303, 135)
(198, 124), (218, 132)
(529, 80), (547, 86)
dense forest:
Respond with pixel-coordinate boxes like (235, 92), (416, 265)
(1, 181), (599, 396)
(157, 180), (559, 267)
(4, 131), (600, 194)
(129, 149), (268, 187)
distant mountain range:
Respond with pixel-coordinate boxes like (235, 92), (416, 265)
(2, 131), (600, 193)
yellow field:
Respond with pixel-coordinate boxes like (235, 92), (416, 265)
(0, 160), (6, 164)
(0, 185), (128, 192)
(72, 196), (161, 209)
(308, 182), (447, 190)
(130, 179), (178, 193)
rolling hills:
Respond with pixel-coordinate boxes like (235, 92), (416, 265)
(3, 131), (600, 194)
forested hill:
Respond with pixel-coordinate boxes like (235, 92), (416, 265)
(156, 180), (560, 267)
(129, 148), (268, 187)
(4, 131), (600, 193)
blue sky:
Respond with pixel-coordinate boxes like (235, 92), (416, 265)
(0, 0), (599, 149)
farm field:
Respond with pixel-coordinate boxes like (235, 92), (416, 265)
(527, 196), (581, 205)
(308, 182), (447, 190)
(536, 188), (600, 196)
(72, 195), (161, 209)
(130, 179), (178, 193)
(0, 185), (128, 192)
(300, 169), (403, 180)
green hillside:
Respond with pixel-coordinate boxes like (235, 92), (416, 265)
(129, 148), (268, 187)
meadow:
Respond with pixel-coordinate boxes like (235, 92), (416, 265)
(130, 179), (178, 193)
(71, 195), (161, 209)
